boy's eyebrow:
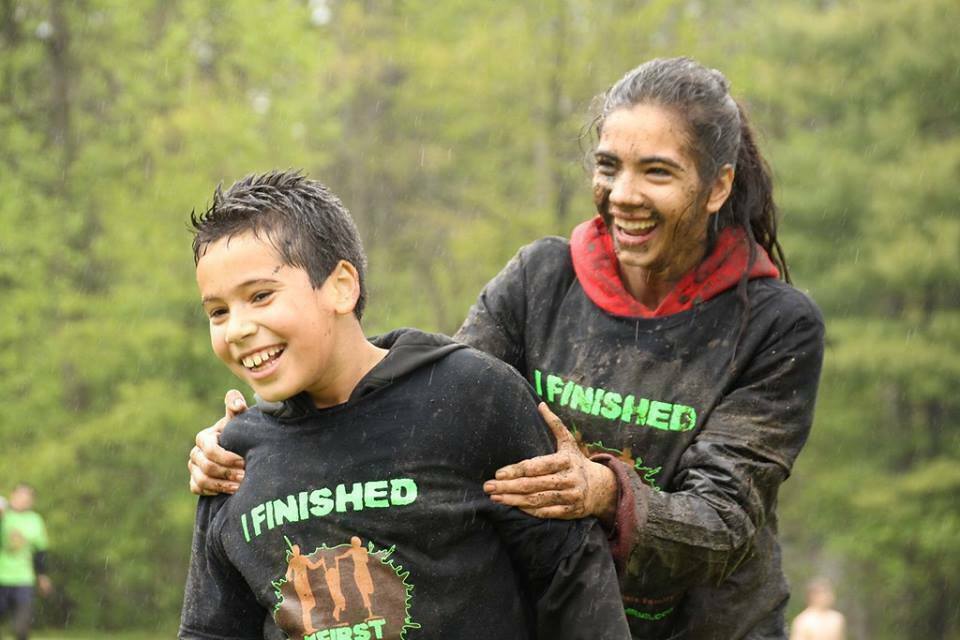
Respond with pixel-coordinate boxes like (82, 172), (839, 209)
(201, 278), (282, 304)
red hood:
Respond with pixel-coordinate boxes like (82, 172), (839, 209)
(570, 215), (779, 318)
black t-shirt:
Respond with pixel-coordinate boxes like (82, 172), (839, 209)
(179, 329), (629, 640)
(456, 238), (825, 639)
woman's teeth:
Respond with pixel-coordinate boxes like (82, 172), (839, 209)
(616, 218), (657, 234)
(242, 346), (283, 370)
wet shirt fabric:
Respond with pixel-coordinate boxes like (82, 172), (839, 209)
(0, 510), (48, 587)
(455, 225), (825, 640)
(179, 328), (629, 640)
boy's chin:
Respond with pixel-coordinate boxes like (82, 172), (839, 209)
(251, 387), (293, 404)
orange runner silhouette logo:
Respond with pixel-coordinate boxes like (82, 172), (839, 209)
(273, 537), (418, 640)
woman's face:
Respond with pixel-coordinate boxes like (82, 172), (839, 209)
(593, 103), (731, 281)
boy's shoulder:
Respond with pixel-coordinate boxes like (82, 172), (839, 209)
(219, 406), (276, 456)
(372, 327), (530, 390)
(447, 341), (529, 385)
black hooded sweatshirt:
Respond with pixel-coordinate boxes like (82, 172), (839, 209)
(179, 329), (629, 640)
(455, 227), (825, 640)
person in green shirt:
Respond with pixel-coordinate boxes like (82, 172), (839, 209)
(0, 484), (51, 640)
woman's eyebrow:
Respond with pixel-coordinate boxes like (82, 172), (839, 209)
(596, 150), (685, 172)
(637, 155), (685, 170)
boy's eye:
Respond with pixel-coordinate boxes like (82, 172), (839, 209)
(207, 307), (227, 320)
(647, 167), (672, 178)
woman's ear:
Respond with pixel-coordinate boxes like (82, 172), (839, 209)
(329, 260), (362, 315)
(705, 164), (735, 215)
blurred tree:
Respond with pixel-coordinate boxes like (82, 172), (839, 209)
(744, 1), (960, 637)
(1, 0), (956, 634)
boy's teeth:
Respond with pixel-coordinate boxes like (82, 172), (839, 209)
(242, 347), (281, 370)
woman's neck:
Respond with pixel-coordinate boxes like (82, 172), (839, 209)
(619, 250), (706, 310)
(619, 268), (675, 310)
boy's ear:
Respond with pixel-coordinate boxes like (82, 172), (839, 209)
(328, 260), (361, 315)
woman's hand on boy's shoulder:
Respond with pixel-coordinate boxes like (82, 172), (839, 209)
(483, 403), (618, 524)
(188, 390), (248, 496)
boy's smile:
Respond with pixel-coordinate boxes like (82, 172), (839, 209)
(196, 232), (344, 404)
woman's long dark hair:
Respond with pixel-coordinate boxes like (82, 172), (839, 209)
(595, 57), (790, 282)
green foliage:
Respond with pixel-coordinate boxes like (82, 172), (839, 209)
(746, 0), (960, 637)
(1, 0), (957, 635)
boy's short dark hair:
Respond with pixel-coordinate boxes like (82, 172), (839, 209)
(191, 170), (368, 319)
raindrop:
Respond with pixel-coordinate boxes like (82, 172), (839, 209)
(191, 39), (214, 66)
(251, 91), (271, 115)
(310, 0), (332, 26)
(35, 21), (53, 40)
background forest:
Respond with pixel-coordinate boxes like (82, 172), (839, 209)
(1, 0), (958, 637)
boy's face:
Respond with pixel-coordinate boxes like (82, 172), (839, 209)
(197, 232), (343, 403)
(10, 487), (34, 511)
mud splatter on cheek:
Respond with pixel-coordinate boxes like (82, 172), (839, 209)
(593, 177), (612, 222)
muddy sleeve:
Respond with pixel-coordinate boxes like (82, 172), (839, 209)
(179, 496), (265, 640)
(607, 315), (825, 591)
(454, 247), (529, 371)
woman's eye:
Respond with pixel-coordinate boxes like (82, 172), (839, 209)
(208, 308), (227, 320)
(647, 167), (671, 178)
(595, 157), (617, 175)
(252, 291), (273, 303)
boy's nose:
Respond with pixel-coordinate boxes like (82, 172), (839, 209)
(225, 315), (257, 344)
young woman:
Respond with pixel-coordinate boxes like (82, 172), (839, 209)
(190, 58), (824, 639)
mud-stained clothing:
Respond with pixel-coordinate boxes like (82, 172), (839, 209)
(179, 328), (629, 640)
(455, 219), (825, 640)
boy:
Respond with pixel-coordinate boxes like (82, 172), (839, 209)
(179, 171), (628, 640)
(0, 484), (51, 640)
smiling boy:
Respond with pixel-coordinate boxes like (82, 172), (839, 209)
(179, 171), (628, 640)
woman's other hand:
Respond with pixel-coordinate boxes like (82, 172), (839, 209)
(484, 403), (617, 524)
(187, 389), (248, 495)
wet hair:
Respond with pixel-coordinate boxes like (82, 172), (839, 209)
(594, 57), (790, 283)
(592, 58), (790, 355)
(191, 170), (368, 319)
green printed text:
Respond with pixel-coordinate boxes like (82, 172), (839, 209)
(533, 370), (698, 432)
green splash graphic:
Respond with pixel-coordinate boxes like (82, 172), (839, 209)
(568, 423), (663, 491)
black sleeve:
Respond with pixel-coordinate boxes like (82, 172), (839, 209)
(33, 550), (47, 576)
(613, 314), (825, 591)
(536, 522), (630, 638)
(179, 496), (266, 640)
(454, 245), (529, 371)
(480, 364), (629, 639)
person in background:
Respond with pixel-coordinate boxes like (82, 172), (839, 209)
(189, 57), (825, 639)
(790, 578), (846, 640)
(0, 484), (51, 640)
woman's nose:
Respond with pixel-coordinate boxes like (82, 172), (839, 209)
(608, 173), (645, 207)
